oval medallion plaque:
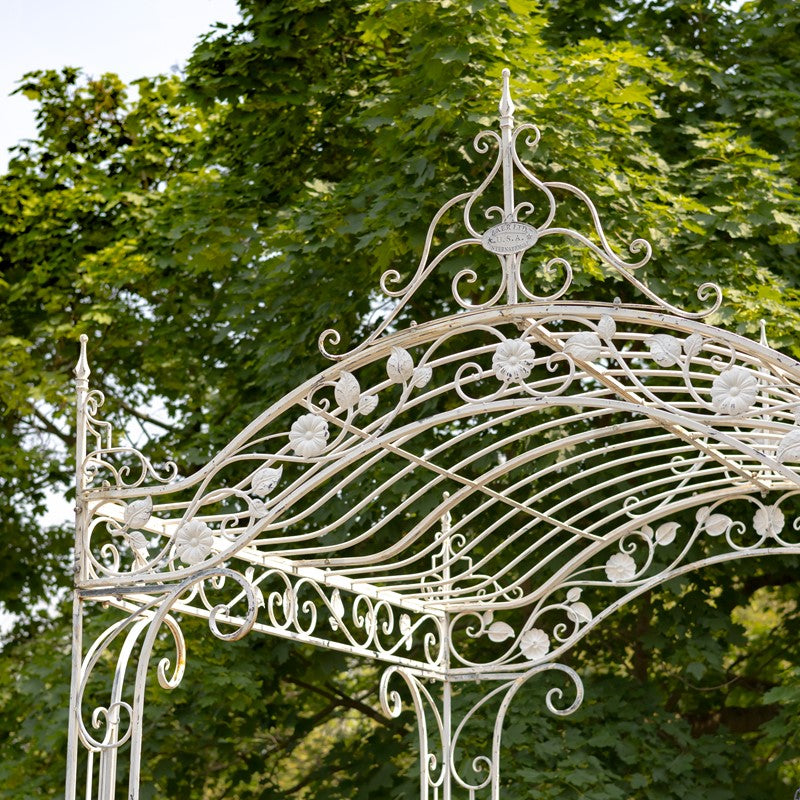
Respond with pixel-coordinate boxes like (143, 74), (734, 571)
(482, 221), (539, 255)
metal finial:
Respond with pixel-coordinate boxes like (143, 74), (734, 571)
(499, 68), (514, 129)
(759, 319), (768, 348)
(441, 492), (452, 535)
(74, 334), (90, 382)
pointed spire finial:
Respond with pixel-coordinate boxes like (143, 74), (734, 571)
(499, 68), (514, 129)
(759, 319), (768, 348)
(75, 334), (90, 384)
(441, 491), (452, 535)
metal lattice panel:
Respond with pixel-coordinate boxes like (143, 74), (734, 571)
(66, 71), (800, 800)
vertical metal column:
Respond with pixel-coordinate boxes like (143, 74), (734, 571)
(440, 504), (453, 800)
(65, 335), (90, 800)
(498, 68), (518, 306)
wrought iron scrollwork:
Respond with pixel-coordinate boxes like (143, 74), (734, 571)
(379, 663), (583, 800)
(319, 70), (721, 361)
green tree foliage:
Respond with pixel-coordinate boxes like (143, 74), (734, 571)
(1, 0), (799, 797)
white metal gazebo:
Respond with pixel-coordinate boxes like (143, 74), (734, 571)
(66, 71), (800, 799)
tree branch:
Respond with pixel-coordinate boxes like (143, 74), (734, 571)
(280, 765), (347, 796)
(27, 405), (72, 446)
(283, 675), (396, 730)
(97, 380), (180, 433)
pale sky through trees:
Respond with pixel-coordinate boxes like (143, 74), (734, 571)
(0, 0), (241, 171)
(0, 2), (240, 629)
(0, 1), (240, 536)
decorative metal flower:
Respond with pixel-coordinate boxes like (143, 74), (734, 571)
(519, 627), (550, 660)
(710, 367), (758, 415)
(604, 552), (637, 582)
(289, 413), (329, 458)
(174, 519), (214, 566)
(753, 505), (784, 538)
(492, 338), (535, 382)
(777, 428), (800, 463)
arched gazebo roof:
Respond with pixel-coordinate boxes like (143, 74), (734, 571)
(67, 70), (800, 800)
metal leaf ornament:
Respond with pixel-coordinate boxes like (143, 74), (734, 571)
(696, 507), (732, 537)
(596, 315), (616, 339)
(123, 497), (152, 529)
(683, 333), (703, 358)
(358, 394), (378, 415)
(486, 621), (515, 642)
(387, 347), (415, 383)
(411, 366), (432, 388)
(335, 371), (361, 409)
(646, 334), (682, 366)
(563, 331), (602, 362)
(655, 522), (680, 545)
(251, 465), (282, 497)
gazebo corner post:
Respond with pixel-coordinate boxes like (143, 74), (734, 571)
(440, 505), (454, 800)
(66, 334), (91, 800)
(65, 581), (84, 800)
(439, 615), (454, 800)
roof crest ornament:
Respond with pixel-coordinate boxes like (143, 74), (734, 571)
(318, 70), (723, 360)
